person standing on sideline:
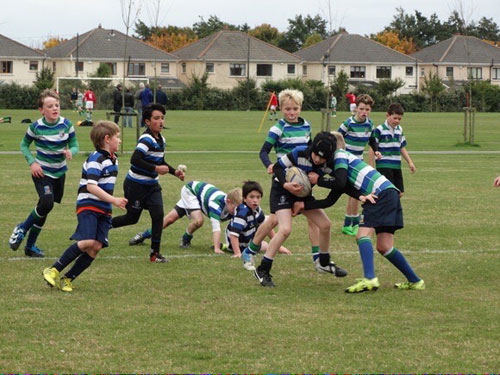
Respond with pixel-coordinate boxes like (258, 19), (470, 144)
(124, 88), (135, 128)
(113, 84), (122, 125)
(268, 91), (278, 121)
(156, 84), (168, 107)
(135, 83), (145, 127)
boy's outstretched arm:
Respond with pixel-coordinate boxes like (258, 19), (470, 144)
(229, 234), (241, 257)
(401, 147), (416, 173)
(87, 184), (127, 210)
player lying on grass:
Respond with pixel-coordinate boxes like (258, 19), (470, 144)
(293, 131), (425, 293)
(129, 181), (242, 254)
(247, 132), (348, 287)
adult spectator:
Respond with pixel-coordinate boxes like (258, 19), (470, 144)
(135, 83), (145, 127)
(113, 84), (122, 124)
(124, 88), (135, 128)
(156, 84), (168, 107)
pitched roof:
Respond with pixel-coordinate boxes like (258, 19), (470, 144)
(173, 30), (301, 63)
(411, 35), (500, 65)
(295, 33), (416, 64)
(45, 26), (177, 62)
(0, 34), (44, 58)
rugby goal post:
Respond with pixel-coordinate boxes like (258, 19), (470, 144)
(56, 76), (149, 93)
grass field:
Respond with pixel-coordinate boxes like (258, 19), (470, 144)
(0, 109), (499, 372)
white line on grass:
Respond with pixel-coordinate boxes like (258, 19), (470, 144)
(2, 248), (494, 262)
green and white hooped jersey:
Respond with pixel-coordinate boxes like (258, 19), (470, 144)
(185, 181), (231, 232)
(333, 149), (396, 196)
(22, 116), (78, 179)
(265, 118), (311, 158)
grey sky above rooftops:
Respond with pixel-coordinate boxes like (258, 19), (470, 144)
(0, 0), (498, 49)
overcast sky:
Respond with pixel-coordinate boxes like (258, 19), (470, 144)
(1, 0), (498, 48)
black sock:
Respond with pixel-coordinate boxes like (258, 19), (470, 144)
(319, 252), (331, 267)
(258, 256), (273, 273)
(65, 253), (95, 280)
(53, 243), (82, 272)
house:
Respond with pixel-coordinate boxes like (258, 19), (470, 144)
(172, 30), (302, 89)
(295, 33), (419, 94)
(45, 25), (182, 90)
(0, 34), (45, 86)
(411, 35), (500, 87)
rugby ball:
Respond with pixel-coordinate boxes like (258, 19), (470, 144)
(285, 166), (312, 198)
(177, 164), (187, 173)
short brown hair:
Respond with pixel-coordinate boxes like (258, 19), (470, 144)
(38, 89), (59, 108)
(356, 94), (374, 107)
(387, 103), (404, 116)
(242, 181), (263, 198)
(90, 121), (120, 149)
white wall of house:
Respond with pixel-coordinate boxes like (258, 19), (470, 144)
(177, 61), (302, 89)
(419, 63), (500, 87)
(0, 58), (45, 86)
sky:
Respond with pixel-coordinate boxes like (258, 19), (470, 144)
(1, 0), (498, 48)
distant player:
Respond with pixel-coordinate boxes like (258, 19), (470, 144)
(251, 132), (348, 287)
(330, 93), (337, 117)
(129, 181), (242, 254)
(345, 92), (356, 115)
(268, 91), (278, 121)
(293, 131), (424, 293)
(370, 103), (415, 197)
(42, 121), (127, 292)
(83, 88), (96, 122)
(111, 103), (185, 263)
(338, 94), (380, 236)
(9, 89), (79, 257)
(225, 181), (290, 263)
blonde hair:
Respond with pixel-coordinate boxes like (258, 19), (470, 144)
(330, 131), (346, 150)
(278, 89), (304, 107)
(90, 121), (120, 149)
(38, 89), (59, 108)
(226, 188), (243, 205)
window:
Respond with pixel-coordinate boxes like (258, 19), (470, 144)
(128, 62), (145, 76)
(161, 63), (170, 73)
(256, 64), (272, 77)
(29, 61), (38, 71)
(405, 66), (414, 76)
(420, 67), (425, 77)
(302, 64), (307, 76)
(446, 67), (454, 77)
(467, 67), (482, 80)
(376, 66), (391, 79)
(492, 68), (500, 80)
(328, 65), (336, 76)
(75, 61), (84, 72)
(52, 61), (56, 72)
(105, 62), (117, 75)
(0, 61), (12, 73)
(287, 64), (295, 74)
(205, 63), (214, 74)
(229, 63), (246, 76)
(181, 63), (186, 74)
(350, 66), (366, 78)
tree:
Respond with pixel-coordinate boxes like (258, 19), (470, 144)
(192, 15), (237, 38)
(373, 30), (416, 54)
(42, 37), (66, 50)
(421, 72), (446, 111)
(376, 78), (405, 98)
(303, 32), (323, 48)
(279, 14), (328, 52)
(330, 71), (349, 108)
(34, 67), (55, 91)
(473, 17), (500, 41)
(148, 33), (197, 52)
(249, 24), (282, 46)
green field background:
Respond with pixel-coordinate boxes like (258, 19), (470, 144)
(0, 109), (499, 372)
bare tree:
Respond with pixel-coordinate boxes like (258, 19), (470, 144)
(120, 0), (142, 141)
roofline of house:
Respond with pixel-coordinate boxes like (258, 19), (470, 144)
(49, 56), (178, 62)
(177, 58), (301, 63)
(0, 33), (45, 57)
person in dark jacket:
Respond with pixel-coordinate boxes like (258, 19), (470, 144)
(124, 88), (135, 128)
(156, 85), (168, 107)
(113, 84), (123, 124)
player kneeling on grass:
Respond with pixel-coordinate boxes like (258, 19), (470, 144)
(293, 131), (424, 293)
(249, 132), (348, 287)
(225, 181), (291, 263)
(129, 181), (242, 254)
(43, 121), (127, 292)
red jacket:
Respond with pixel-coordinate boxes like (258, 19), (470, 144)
(270, 93), (278, 107)
(84, 90), (96, 104)
(345, 93), (356, 104)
